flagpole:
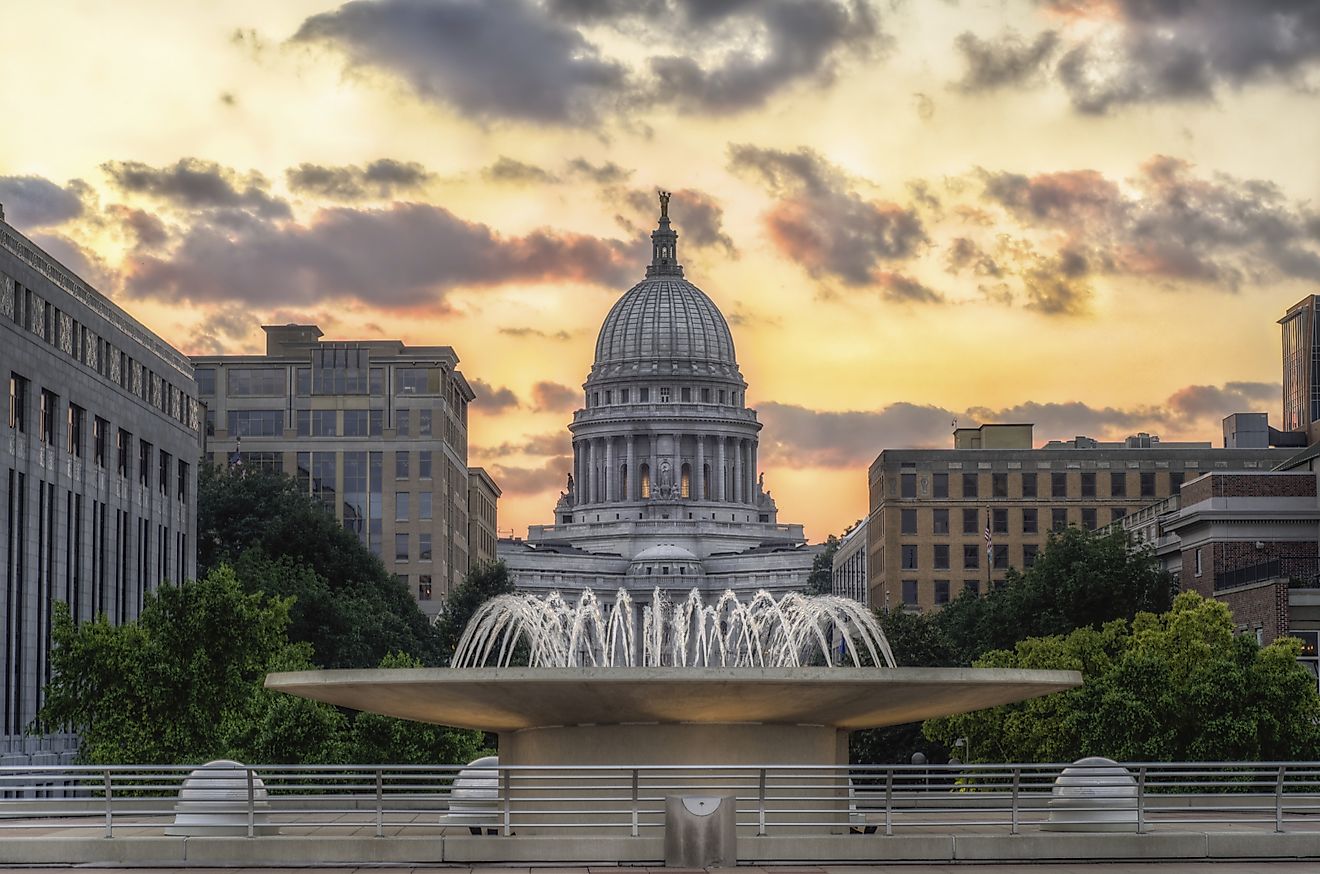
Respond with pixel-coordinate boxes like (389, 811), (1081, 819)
(985, 506), (992, 593)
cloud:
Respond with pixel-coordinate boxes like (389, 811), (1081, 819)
(0, 176), (86, 228)
(566, 158), (632, 184)
(286, 159), (433, 200)
(102, 158), (290, 219)
(469, 378), (522, 412)
(531, 380), (578, 412)
(729, 144), (928, 288)
(756, 381), (1282, 469)
(499, 326), (574, 341)
(27, 232), (115, 289)
(622, 188), (735, 254)
(123, 202), (639, 307)
(473, 431), (571, 459)
(954, 29), (1058, 92)
(188, 304), (258, 355)
(489, 457), (571, 495)
(106, 205), (170, 251)
(292, 0), (627, 125)
(483, 157), (560, 184)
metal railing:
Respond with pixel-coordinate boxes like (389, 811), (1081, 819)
(1216, 557), (1320, 591)
(1, 761), (1319, 837)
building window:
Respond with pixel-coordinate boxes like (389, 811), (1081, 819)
(117, 429), (131, 478)
(933, 508), (949, 535)
(933, 544), (949, 570)
(901, 579), (918, 606)
(418, 450), (432, 479)
(900, 508), (917, 534)
(659, 386), (671, 403)
(228, 409), (283, 437)
(1052, 508), (1068, 530)
(39, 389), (58, 445)
(418, 576), (433, 601)
(640, 387), (650, 402)
(1021, 472), (1037, 498)
(901, 472), (916, 498)
(992, 508), (1008, 534)
(680, 387), (691, 402)
(1169, 471), (1185, 493)
(604, 390), (612, 404)
(369, 409), (383, 436)
(1140, 471), (1157, 497)
(962, 473), (978, 498)
(618, 388), (629, 403)
(67, 403), (84, 458)
(700, 387), (710, 403)
(419, 408), (432, 436)
(963, 544), (979, 569)
(9, 373), (28, 432)
(1022, 508), (1038, 534)
(718, 389), (726, 404)
(1024, 544), (1039, 567)
(138, 439), (151, 488)
(295, 367), (311, 397)
(419, 533), (432, 562)
(992, 473), (1008, 497)
(177, 459), (189, 503)
(396, 366), (440, 396)
(1111, 507), (1127, 523)
(964, 580), (980, 596)
(93, 417), (108, 467)
(158, 450), (171, 497)
(1110, 472), (1127, 497)
(227, 368), (284, 396)
(1194, 548), (1202, 577)
(993, 545), (1009, 569)
(900, 544), (918, 570)
(343, 410), (369, 437)
(395, 492), (409, 521)
(932, 473), (948, 499)
(962, 508), (978, 534)
(1080, 472), (1095, 498)
(396, 452), (409, 479)
(195, 368), (216, 397)
(419, 492), (433, 520)
(397, 409), (411, 437)
(1052, 472), (1067, 497)
(1081, 507), (1097, 530)
(312, 410), (337, 437)
(395, 533), (409, 562)
(934, 580), (950, 605)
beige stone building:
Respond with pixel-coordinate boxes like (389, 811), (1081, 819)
(867, 423), (1296, 612)
(193, 325), (485, 616)
(466, 466), (501, 569)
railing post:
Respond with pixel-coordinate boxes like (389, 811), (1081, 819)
(501, 768), (512, 837)
(103, 770), (113, 839)
(375, 769), (384, 838)
(630, 768), (639, 837)
(1010, 768), (1020, 835)
(1275, 764), (1286, 833)
(246, 767), (255, 838)
(884, 769), (893, 837)
(757, 767), (767, 836)
(1136, 766), (1146, 834)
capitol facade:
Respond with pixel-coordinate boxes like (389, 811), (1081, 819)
(498, 194), (818, 595)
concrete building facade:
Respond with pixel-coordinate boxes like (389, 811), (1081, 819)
(1281, 294), (1320, 441)
(193, 325), (479, 617)
(0, 216), (201, 764)
(867, 423), (1295, 612)
(466, 467), (501, 570)
(830, 520), (867, 606)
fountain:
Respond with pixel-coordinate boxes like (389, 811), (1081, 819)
(267, 587), (1080, 833)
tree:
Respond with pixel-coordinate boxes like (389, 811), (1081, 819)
(436, 560), (515, 664)
(199, 464), (441, 667)
(923, 592), (1320, 763)
(38, 566), (296, 764)
(805, 535), (840, 595)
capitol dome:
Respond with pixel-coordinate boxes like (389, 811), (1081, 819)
(594, 277), (736, 368)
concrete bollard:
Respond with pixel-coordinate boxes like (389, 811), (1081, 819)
(664, 795), (736, 867)
(1043, 757), (1138, 832)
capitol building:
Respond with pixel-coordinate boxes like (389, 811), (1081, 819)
(498, 194), (819, 595)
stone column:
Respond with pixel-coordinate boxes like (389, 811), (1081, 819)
(572, 440), (582, 507)
(751, 442), (759, 500)
(587, 438), (597, 505)
(716, 437), (726, 502)
(695, 436), (705, 502)
(733, 439), (744, 504)
(625, 436), (635, 501)
(650, 436), (659, 499)
(604, 437), (615, 502)
(673, 433), (682, 497)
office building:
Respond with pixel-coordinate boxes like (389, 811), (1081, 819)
(1281, 294), (1320, 441)
(867, 423), (1296, 612)
(193, 325), (479, 617)
(467, 467), (501, 569)
(1, 214), (201, 765)
(831, 520), (867, 606)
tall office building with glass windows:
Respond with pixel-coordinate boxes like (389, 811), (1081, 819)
(192, 325), (487, 617)
(0, 214), (201, 766)
(1281, 294), (1320, 440)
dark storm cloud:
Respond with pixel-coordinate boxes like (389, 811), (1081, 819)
(488, 457), (572, 495)
(622, 188), (735, 254)
(286, 159), (433, 200)
(102, 158), (291, 219)
(530, 381), (579, 412)
(107, 206), (170, 251)
(124, 203), (637, 307)
(468, 378), (522, 412)
(954, 29), (1058, 91)
(292, 0), (627, 125)
(482, 157), (560, 184)
(758, 382), (1279, 469)
(729, 145), (928, 288)
(0, 176), (86, 228)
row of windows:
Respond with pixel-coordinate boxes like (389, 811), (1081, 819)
(588, 385), (743, 409)
(394, 532), (435, 563)
(897, 505), (1127, 536)
(8, 373), (190, 501)
(900, 578), (984, 607)
(202, 362), (465, 415)
(3, 272), (198, 432)
(898, 470), (1185, 500)
(217, 407), (443, 440)
(899, 542), (1038, 571)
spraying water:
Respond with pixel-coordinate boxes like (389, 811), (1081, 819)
(452, 587), (896, 669)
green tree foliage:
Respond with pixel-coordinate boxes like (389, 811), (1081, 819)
(198, 464), (440, 667)
(806, 535), (840, 595)
(923, 592), (1320, 763)
(343, 653), (487, 764)
(38, 566), (295, 764)
(436, 560), (515, 664)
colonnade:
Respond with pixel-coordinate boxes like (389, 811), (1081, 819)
(571, 433), (758, 507)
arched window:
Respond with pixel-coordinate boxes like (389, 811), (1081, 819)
(680, 463), (691, 498)
(703, 464), (712, 500)
(620, 463), (628, 499)
(640, 463), (651, 499)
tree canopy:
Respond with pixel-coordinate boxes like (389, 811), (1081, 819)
(923, 592), (1320, 763)
(198, 464), (441, 667)
(436, 560), (515, 664)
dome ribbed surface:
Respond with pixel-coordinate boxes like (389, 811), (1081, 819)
(594, 277), (736, 367)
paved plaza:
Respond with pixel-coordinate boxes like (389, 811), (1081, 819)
(0, 865), (1319, 873)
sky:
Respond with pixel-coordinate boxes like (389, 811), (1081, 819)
(2, 0), (1319, 542)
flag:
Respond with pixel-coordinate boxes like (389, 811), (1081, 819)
(229, 435), (243, 467)
(984, 508), (993, 558)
